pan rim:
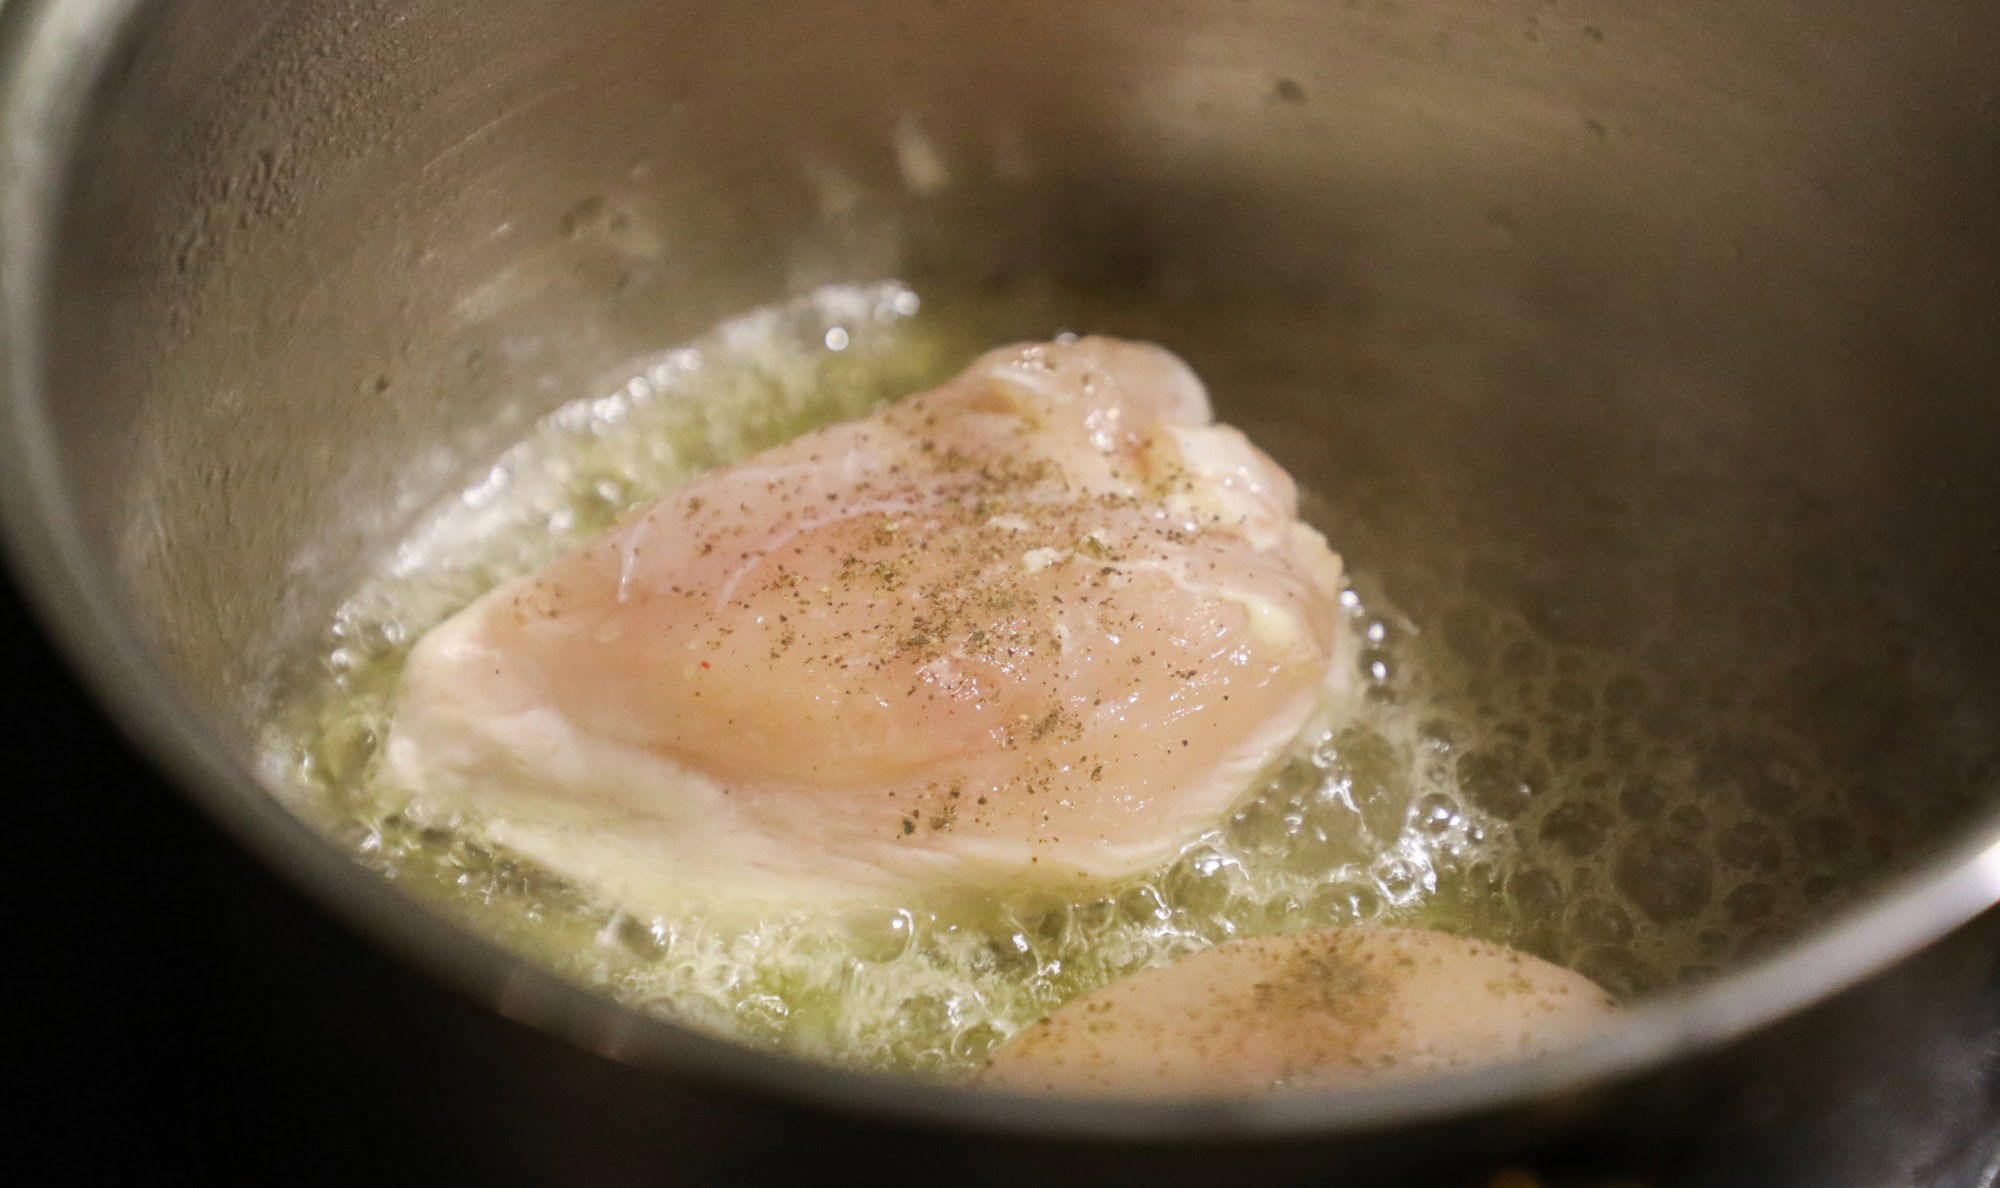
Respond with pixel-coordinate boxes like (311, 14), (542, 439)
(5, 0), (1997, 1143)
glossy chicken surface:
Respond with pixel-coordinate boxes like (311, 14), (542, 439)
(980, 928), (1617, 1094)
(384, 338), (1350, 904)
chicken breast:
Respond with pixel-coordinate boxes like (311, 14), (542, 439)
(979, 928), (1617, 1094)
(382, 337), (1351, 906)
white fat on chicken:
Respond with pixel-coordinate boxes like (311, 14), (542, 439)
(382, 337), (1352, 906)
(979, 928), (1618, 1095)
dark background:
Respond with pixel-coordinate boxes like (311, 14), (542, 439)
(8, 572), (419, 1182)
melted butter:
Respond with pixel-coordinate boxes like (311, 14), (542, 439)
(260, 280), (1999, 1078)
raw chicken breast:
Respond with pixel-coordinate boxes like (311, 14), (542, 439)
(979, 928), (1617, 1094)
(383, 337), (1351, 906)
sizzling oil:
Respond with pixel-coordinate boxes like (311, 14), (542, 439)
(262, 281), (1993, 1077)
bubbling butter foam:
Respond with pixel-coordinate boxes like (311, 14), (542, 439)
(261, 281), (1994, 1076)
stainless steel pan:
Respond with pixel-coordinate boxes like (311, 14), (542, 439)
(4, 2), (1998, 1182)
